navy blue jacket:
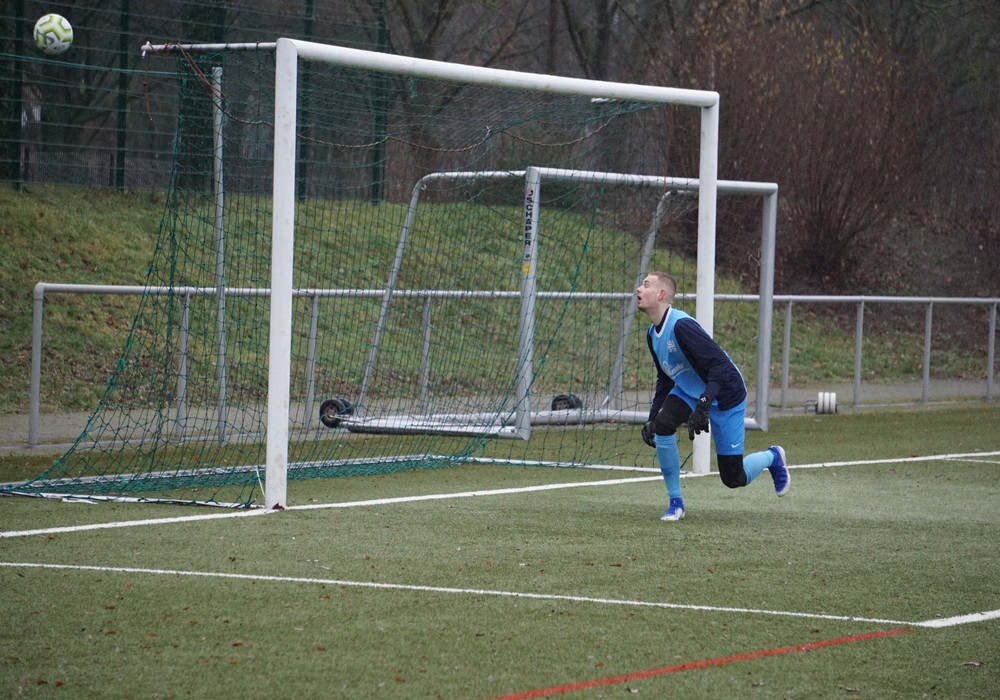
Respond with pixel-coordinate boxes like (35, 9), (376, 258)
(646, 308), (747, 420)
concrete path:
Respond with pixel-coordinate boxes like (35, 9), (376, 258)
(1, 379), (992, 455)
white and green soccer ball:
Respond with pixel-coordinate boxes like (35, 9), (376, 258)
(33, 14), (74, 56)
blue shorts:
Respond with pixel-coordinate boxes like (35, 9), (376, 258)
(670, 389), (747, 456)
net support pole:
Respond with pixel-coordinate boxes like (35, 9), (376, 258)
(755, 190), (778, 431)
(514, 167), (542, 440)
(266, 38), (298, 509)
(692, 102), (720, 475)
(608, 191), (669, 410)
(212, 66), (229, 444)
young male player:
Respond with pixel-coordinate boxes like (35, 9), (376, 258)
(636, 271), (789, 521)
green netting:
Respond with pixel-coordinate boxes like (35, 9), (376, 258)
(8, 44), (766, 507)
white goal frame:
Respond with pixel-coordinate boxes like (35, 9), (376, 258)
(342, 167), (777, 442)
(266, 38), (721, 509)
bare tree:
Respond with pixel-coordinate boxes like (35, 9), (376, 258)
(341, 0), (546, 187)
(345, 0), (543, 68)
(710, 9), (940, 290)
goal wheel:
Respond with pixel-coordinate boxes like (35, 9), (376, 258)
(551, 393), (582, 411)
(319, 398), (354, 428)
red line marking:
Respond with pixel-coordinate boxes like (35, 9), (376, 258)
(485, 628), (912, 700)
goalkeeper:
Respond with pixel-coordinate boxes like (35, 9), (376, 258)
(637, 271), (789, 521)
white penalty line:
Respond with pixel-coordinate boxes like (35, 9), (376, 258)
(792, 450), (1000, 470)
(3, 450), (1000, 540)
(3, 560), (995, 629)
(0, 475), (663, 539)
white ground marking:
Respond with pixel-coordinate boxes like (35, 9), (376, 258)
(3, 450), (999, 539)
(915, 609), (1000, 628)
(0, 475), (662, 538)
(790, 451), (1000, 470)
(5, 560), (989, 629)
(4, 451), (998, 630)
(1, 560), (996, 629)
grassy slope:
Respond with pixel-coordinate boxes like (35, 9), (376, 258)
(0, 185), (163, 412)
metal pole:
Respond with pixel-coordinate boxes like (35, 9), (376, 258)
(265, 39), (299, 509)
(988, 302), (997, 402)
(781, 300), (792, 409)
(296, 0), (314, 202)
(514, 167), (542, 440)
(370, 0), (389, 204)
(608, 191), (668, 411)
(755, 191), (778, 431)
(419, 296), (433, 412)
(922, 301), (933, 403)
(691, 102), (719, 475)
(611, 297), (628, 411)
(304, 294), (320, 427)
(986, 303), (997, 401)
(28, 285), (44, 447)
(174, 292), (190, 438)
(358, 171), (525, 411)
(358, 176), (426, 411)
(212, 66), (228, 443)
(115, 0), (130, 190)
(854, 301), (864, 407)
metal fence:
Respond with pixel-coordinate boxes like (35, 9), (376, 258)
(27, 283), (999, 447)
(1, 0), (385, 190)
(771, 295), (998, 409)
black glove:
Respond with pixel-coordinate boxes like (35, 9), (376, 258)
(687, 397), (711, 440)
(641, 421), (656, 448)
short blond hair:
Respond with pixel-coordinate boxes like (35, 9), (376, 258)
(648, 271), (676, 302)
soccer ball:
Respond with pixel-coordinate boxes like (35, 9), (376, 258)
(33, 14), (74, 56)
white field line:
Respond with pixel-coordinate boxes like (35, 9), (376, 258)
(916, 609), (1000, 628)
(0, 476), (662, 538)
(0, 560), (995, 630)
(790, 451), (1000, 470)
(4, 453), (998, 631)
(3, 450), (999, 540)
(0, 560), (927, 629)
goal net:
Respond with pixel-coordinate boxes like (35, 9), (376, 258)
(7, 40), (775, 508)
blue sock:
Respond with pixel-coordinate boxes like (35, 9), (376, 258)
(742, 449), (773, 484)
(655, 433), (682, 500)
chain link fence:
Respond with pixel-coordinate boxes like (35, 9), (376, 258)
(1, 0), (387, 191)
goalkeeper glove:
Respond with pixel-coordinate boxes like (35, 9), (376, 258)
(687, 397), (711, 440)
(641, 421), (656, 448)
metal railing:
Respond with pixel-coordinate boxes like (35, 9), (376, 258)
(28, 283), (999, 447)
(771, 294), (997, 408)
(28, 283), (669, 446)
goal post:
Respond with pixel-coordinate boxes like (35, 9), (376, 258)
(11, 39), (763, 510)
(266, 38), (721, 508)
